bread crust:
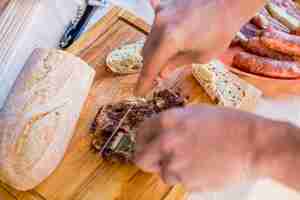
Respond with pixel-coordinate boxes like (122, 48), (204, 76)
(0, 49), (95, 190)
(106, 39), (145, 74)
(192, 60), (262, 111)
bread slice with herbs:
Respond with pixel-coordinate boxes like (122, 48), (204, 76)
(192, 60), (262, 111)
(106, 39), (145, 74)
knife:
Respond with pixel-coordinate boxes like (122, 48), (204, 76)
(59, 0), (107, 49)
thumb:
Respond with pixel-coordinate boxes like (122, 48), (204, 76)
(149, 0), (160, 11)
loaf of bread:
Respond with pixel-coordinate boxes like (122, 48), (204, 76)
(192, 60), (262, 111)
(0, 0), (81, 109)
(0, 49), (95, 191)
(106, 39), (145, 74)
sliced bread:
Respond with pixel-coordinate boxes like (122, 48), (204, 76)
(106, 39), (145, 74)
(192, 60), (262, 111)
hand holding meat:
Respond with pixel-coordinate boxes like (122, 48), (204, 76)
(134, 106), (300, 192)
(134, 106), (260, 191)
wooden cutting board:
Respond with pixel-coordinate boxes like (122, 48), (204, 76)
(0, 6), (233, 200)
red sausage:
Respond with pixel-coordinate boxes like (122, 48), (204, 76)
(233, 51), (300, 78)
(259, 7), (290, 33)
(261, 29), (300, 57)
(241, 37), (300, 61)
(251, 14), (269, 30)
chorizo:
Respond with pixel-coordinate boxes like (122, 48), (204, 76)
(260, 7), (290, 33)
(251, 14), (270, 29)
(261, 29), (300, 57)
(233, 51), (300, 78)
(241, 37), (300, 61)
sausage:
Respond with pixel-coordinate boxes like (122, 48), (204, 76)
(233, 51), (300, 78)
(270, 0), (300, 21)
(240, 23), (261, 39)
(241, 37), (300, 61)
(266, 2), (300, 31)
(261, 29), (300, 57)
(260, 7), (290, 33)
(251, 14), (270, 29)
(231, 32), (248, 46)
(292, 27), (300, 36)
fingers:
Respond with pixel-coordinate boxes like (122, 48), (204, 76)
(160, 51), (217, 76)
(149, 0), (160, 11)
(160, 155), (181, 186)
(136, 48), (216, 96)
(160, 52), (198, 76)
(134, 115), (163, 172)
(135, 115), (161, 151)
(159, 134), (190, 186)
(135, 123), (190, 186)
(134, 138), (162, 173)
(135, 24), (178, 96)
(160, 136), (182, 185)
(134, 125), (180, 174)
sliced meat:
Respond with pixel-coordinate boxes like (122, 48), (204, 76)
(261, 29), (300, 57)
(241, 37), (300, 61)
(233, 51), (300, 78)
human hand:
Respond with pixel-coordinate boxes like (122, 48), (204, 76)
(134, 106), (263, 191)
(135, 0), (266, 96)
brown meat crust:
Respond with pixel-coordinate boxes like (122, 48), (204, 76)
(233, 51), (300, 78)
(91, 89), (186, 162)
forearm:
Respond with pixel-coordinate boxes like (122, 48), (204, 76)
(253, 118), (300, 191)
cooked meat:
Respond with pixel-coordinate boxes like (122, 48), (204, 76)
(261, 29), (300, 57)
(240, 23), (261, 39)
(259, 7), (290, 32)
(233, 51), (300, 78)
(241, 37), (300, 61)
(91, 89), (186, 162)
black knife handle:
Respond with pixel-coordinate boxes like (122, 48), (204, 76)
(59, 5), (95, 49)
